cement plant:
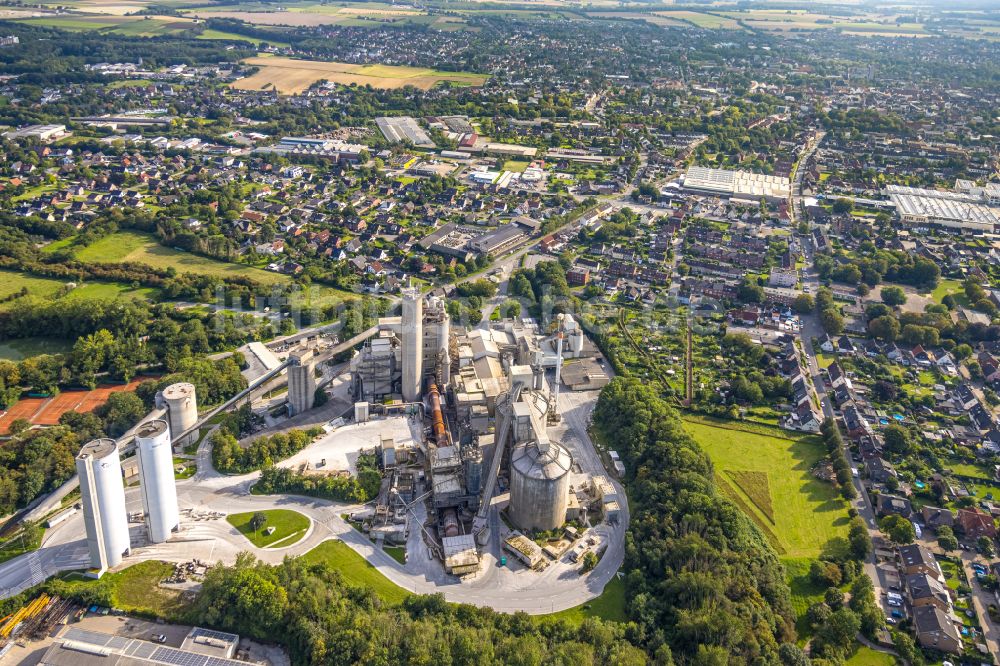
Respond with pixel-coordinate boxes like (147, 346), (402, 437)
(0, 284), (627, 613)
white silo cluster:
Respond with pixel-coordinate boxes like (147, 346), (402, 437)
(77, 439), (130, 572)
(77, 419), (184, 573)
(136, 419), (180, 543)
(162, 382), (197, 449)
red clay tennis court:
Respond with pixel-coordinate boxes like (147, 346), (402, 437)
(0, 378), (149, 434)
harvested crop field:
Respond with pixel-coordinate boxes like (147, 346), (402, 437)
(0, 378), (150, 434)
(232, 56), (487, 93)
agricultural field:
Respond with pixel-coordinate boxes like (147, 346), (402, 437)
(682, 417), (851, 559)
(232, 56), (487, 94)
(226, 509), (310, 548)
(586, 12), (689, 27)
(191, 2), (468, 30)
(14, 14), (195, 36)
(299, 538), (411, 605)
(653, 10), (744, 30)
(195, 28), (290, 47)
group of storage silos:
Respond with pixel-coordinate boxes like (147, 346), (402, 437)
(74, 382), (197, 574)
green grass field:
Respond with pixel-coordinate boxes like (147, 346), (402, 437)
(502, 159), (531, 173)
(683, 418), (850, 559)
(15, 16), (122, 30)
(75, 231), (288, 285)
(56, 561), (185, 617)
(227, 509), (310, 548)
(0, 337), (74, 361)
(541, 575), (627, 624)
(0, 269), (157, 307)
(299, 539), (411, 605)
(785, 557), (829, 638)
(844, 646), (897, 665)
(196, 29), (290, 47)
(947, 458), (993, 480)
(930, 278), (967, 305)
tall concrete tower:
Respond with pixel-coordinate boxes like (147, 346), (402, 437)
(77, 439), (130, 572)
(401, 286), (423, 402)
(163, 382), (197, 450)
(288, 345), (317, 416)
(423, 296), (450, 385)
(136, 419), (180, 544)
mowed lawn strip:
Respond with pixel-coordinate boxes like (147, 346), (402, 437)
(682, 417), (850, 559)
(227, 509), (311, 548)
(299, 539), (410, 605)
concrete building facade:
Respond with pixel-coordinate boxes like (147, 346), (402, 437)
(401, 286), (423, 402)
(288, 345), (318, 416)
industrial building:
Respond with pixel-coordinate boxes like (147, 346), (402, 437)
(161, 382), (197, 451)
(351, 290), (451, 404)
(287, 345), (318, 416)
(348, 309), (618, 578)
(258, 136), (366, 162)
(682, 165), (791, 203)
(2, 124), (70, 143)
(375, 116), (434, 148)
(38, 627), (245, 666)
(887, 184), (1000, 233)
(76, 439), (130, 573)
(135, 419), (180, 544)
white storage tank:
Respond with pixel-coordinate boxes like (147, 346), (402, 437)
(77, 438), (130, 571)
(136, 419), (180, 543)
(509, 437), (572, 532)
(163, 382), (197, 449)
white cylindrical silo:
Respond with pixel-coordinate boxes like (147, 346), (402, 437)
(136, 419), (180, 543)
(77, 438), (130, 570)
(163, 382), (197, 448)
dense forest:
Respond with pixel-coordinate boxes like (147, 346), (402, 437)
(592, 378), (800, 664)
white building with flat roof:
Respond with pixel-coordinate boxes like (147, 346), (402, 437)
(3, 124), (69, 143)
(887, 184), (1000, 233)
(682, 165), (790, 202)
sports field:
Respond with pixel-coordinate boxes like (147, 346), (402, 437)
(0, 378), (150, 434)
(682, 417), (850, 559)
(232, 56), (487, 94)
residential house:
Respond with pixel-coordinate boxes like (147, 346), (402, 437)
(913, 605), (962, 654)
(866, 456), (897, 485)
(875, 494), (912, 518)
(956, 508), (997, 538)
(899, 543), (943, 578)
(920, 507), (955, 532)
(906, 573), (952, 613)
